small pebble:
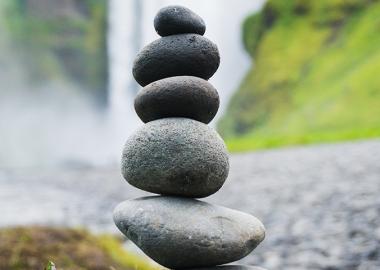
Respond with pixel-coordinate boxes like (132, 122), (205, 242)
(154, 5), (206, 36)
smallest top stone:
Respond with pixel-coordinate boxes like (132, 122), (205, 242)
(154, 5), (206, 37)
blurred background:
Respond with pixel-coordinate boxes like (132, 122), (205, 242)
(0, 0), (379, 269)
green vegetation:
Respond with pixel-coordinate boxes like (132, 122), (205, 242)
(45, 261), (56, 270)
(3, 0), (108, 104)
(218, 0), (380, 152)
(0, 227), (158, 270)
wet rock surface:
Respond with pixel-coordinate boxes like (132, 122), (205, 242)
(121, 118), (229, 198)
(132, 34), (220, 86)
(154, 5), (206, 36)
(135, 76), (219, 124)
(1, 140), (379, 269)
(113, 196), (265, 269)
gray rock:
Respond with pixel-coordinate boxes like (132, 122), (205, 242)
(154, 5), (206, 36)
(113, 196), (266, 269)
(133, 34), (220, 86)
(135, 76), (219, 124)
(121, 118), (229, 198)
(188, 266), (267, 270)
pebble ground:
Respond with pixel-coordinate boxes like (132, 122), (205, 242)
(1, 140), (379, 269)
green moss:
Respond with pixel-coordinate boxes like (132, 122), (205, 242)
(0, 227), (158, 270)
(219, 0), (380, 152)
(225, 127), (380, 152)
(98, 235), (159, 270)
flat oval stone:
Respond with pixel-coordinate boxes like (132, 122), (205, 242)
(154, 5), (206, 36)
(122, 118), (229, 198)
(113, 196), (266, 269)
(135, 76), (219, 124)
(133, 34), (220, 86)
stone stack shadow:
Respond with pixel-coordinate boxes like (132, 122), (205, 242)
(113, 5), (267, 270)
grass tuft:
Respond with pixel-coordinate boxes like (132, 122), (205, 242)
(0, 227), (158, 270)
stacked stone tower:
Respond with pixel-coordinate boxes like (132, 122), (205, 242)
(114, 6), (266, 270)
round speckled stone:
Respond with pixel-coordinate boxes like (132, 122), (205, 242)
(113, 196), (266, 269)
(133, 34), (220, 86)
(154, 5), (206, 36)
(134, 76), (219, 124)
(121, 118), (229, 198)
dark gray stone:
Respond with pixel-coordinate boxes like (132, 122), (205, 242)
(121, 118), (229, 198)
(133, 34), (220, 86)
(154, 5), (206, 36)
(188, 266), (267, 270)
(134, 76), (219, 124)
(113, 196), (266, 269)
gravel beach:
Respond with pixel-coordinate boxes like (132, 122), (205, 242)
(1, 140), (379, 269)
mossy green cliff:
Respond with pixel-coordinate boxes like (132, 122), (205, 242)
(218, 0), (380, 151)
(3, 0), (108, 104)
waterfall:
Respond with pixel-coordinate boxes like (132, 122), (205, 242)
(107, 0), (142, 142)
(0, 0), (265, 168)
(107, 0), (265, 135)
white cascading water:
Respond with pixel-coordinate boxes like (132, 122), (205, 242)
(107, 0), (265, 136)
(107, 0), (142, 144)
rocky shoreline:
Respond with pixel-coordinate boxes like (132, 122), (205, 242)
(1, 140), (380, 269)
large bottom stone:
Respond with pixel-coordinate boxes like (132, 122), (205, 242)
(113, 196), (265, 269)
